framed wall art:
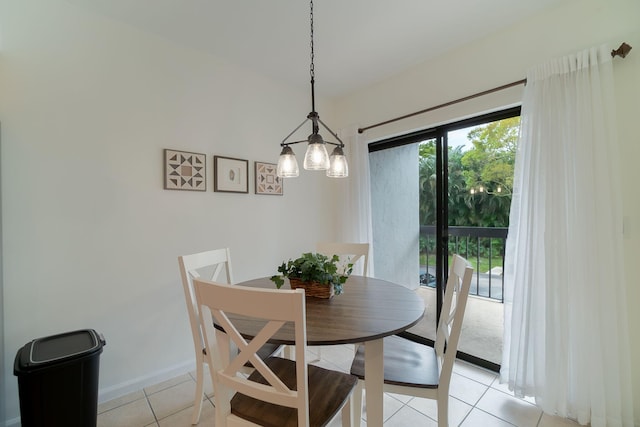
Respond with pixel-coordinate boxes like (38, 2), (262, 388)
(214, 155), (249, 193)
(164, 149), (206, 191)
(255, 161), (283, 195)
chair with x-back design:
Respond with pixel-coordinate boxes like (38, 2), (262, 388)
(178, 248), (283, 425)
(194, 277), (359, 426)
(349, 254), (473, 426)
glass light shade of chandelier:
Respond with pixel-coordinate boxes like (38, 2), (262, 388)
(303, 133), (330, 170)
(327, 145), (348, 177)
(276, 145), (299, 177)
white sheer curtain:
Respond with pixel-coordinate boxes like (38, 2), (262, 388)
(501, 45), (634, 426)
(338, 125), (374, 276)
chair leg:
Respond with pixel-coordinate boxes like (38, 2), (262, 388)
(191, 360), (205, 425)
(341, 395), (353, 427)
(350, 380), (364, 427)
(437, 395), (449, 427)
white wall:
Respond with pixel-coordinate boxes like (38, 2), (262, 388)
(334, 0), (640, 423)
(0, 1), (343, 424)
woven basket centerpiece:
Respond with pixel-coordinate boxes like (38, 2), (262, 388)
(289, 278), (334, 299)
(270, 252), (353, 299)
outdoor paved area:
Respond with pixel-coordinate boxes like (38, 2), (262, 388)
(407, 286), (504, 365)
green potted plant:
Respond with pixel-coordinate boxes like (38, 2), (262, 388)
(270, 252), (353, 298)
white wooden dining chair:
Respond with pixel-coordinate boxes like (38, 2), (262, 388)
(312, 242), (370, 363)
(178, 248), (282, 425)
(316, 242), (370, 277)
(194, 277), (359, 427)
(349, 254), (474, 427)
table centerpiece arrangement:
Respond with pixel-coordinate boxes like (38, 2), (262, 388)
(270, 252), (353, 298)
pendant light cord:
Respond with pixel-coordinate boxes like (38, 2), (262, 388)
(309, 0), (317, 117)
(310, 0), (315, 82)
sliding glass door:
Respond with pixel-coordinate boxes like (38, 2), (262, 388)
(444, 112), (518, 368)
(369, 107), (520, 370)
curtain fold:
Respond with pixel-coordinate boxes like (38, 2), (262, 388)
(338, 125), (374, 276)
(501, 45), (634, 426)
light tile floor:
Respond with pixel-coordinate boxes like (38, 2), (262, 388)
(97, 345), (584, 427)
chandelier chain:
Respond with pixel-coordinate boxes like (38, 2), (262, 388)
(309, 0), (315, 81)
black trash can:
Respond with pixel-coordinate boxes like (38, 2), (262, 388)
(14, 329), (106, 427)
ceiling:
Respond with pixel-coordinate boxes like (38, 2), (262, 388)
(68, 0), (568, 98)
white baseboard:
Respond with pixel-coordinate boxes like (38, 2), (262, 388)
(0, 359), (196, 427)
(2, 359), (196, 426)
(98, 359), (195, 403)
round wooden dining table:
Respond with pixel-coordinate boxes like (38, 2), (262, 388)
(232, 275), (425, 427)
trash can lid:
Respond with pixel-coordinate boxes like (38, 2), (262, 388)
(14, 329), (105, 375)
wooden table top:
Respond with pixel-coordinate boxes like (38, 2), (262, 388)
(230, 275), (425, 346)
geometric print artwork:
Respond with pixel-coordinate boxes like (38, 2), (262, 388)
(164, 149), (206, 191)
(255, 161), (283, 195)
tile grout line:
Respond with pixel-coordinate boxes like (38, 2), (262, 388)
(142, 387), (161, 424)
(469, 380), (542, 427)
(100, 353), (552, 426)
(472, 406), (520, 426)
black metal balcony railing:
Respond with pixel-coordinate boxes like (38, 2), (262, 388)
(419, 225), (508, 302)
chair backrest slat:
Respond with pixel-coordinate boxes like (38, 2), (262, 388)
(316, 242), (370, 276)
(178, 248), (234, 352)
(434, 254), (473, 377)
